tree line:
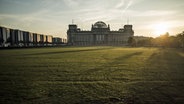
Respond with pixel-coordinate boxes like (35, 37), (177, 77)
(128, 31), (184, 48)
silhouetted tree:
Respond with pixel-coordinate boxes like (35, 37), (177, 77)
(177, 32), (184, 48)
(136, 37), (153, 47)
(152, 32), (170, 47)
(150, 32), (184, 48)
(128, 37), (136, 47)
(169, 36), (180, 48)
(160, 32), (170, 47)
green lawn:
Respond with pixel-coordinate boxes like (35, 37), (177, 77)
(0, 47), (184, 104)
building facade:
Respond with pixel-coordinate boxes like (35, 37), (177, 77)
(0, 26), (59, 47)
(67, 21), (134, 46)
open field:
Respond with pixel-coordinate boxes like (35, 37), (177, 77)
(0, 47), (184, 104)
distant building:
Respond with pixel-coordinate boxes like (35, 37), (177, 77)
(46, 35), (53, 43)
(67, 21), (134, 46)
(52, 37), (61, 44)
(0, 26), (11, 47)
(0, 26), (65, 47)
(52, 37), (67, 45)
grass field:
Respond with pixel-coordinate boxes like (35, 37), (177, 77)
(0, 47), (184, 104)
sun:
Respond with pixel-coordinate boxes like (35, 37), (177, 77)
(153, 23), (169, 37)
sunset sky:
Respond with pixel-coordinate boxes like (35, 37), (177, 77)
(0, 0), (184, 38)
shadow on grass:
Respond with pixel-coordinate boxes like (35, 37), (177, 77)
(82, 96), (135, 104)
(147, 48), (184, 70)
(81, 49), (184, 104)
(25, 47), (113, 56)
(80, 52), (143, 75)
(113, 52), (143, 61)
(127, 48), (184, 104)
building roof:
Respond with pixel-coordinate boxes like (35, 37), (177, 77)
(93, 21), (107, 28)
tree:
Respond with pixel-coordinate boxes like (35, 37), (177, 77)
(128, 37), (136, 47)
(160, 32), (170, 47)
(169, 36), (180, 48)
(152, 32), (170, 47)
(177, 32), (184, 48)
(136, 37), (153, 47)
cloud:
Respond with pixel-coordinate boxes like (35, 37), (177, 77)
(133, 10), (177, 17)
(61, 0), (136, 23)
(115, 0), (133, 10)
(1, 0), (183, 37)
(63, 0), (79, 7)
(115, 0), (125, 9)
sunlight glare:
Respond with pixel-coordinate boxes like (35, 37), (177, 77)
(154, 23), (168, 36)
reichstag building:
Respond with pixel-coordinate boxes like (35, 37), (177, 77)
(67, 21), (134, 46)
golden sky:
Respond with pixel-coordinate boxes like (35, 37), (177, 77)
(0, 0), (184, 38)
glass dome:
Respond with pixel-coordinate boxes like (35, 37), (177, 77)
(93, 21), (107, 28)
